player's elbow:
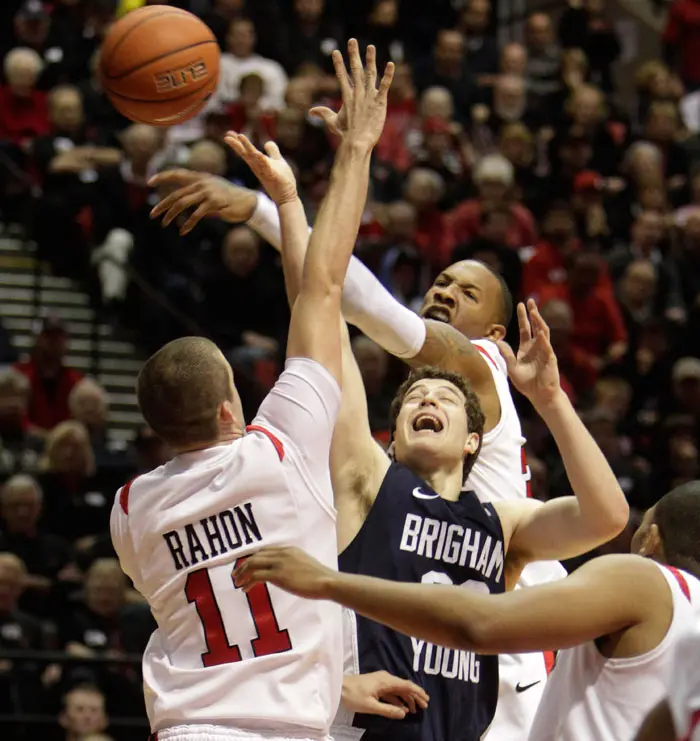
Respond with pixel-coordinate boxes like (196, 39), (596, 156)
(604, 492), (630, 539)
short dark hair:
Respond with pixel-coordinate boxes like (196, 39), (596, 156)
(136, 337), (233, 450)
(472, 259), (513, 328)
(389, 366), (485, 481)
(654, 481), (700, 579)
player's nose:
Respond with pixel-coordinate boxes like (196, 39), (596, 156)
(433, 286), (456, 307)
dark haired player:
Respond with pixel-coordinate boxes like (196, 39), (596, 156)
(217, 134), (629, 741)
(237, 482), (700, 741)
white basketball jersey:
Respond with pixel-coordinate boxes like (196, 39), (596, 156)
(668, 603), (700, 741)
(529, 563), (700, 741)
(465, 339), (567, 740)
(110, 358), (343, 739)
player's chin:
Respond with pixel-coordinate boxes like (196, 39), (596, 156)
(402, 430), (449, 458)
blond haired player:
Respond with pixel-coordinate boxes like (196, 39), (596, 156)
(110, 41), (407, 741)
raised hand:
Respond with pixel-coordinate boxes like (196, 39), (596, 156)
(343, 672), (430, 720)
(497, 299), (562, 408)
(310, 39), (394, 150)
(148, 170), (258, 236)
(224, 134), (298, 206)
(233, 546), (334, 599)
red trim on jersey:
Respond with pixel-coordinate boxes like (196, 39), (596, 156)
(119, 478), (137, 515)
(246, 425), (285, 461)
(666, 566), (692, 602)
(543, 650), (556, 675)
(476, 344), (499, 371)
(682, 709), (700, 741)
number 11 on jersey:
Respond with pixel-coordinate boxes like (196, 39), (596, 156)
(185, 556), (293, 667)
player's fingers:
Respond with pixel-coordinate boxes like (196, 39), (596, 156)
(516, 301), (531, 345)
(347, 39), (364, 94)
(377, 61), (395, 100)
(179, 202), (213, 235)
(264, 141), (282, 160)
(365, 44), (377, 90)
(237, 133), (262, 159)
(224, 134), (247, 159)
(161, 191), (205, 227)
(382, 678), (429, 706)
(530, 300), (551, 341)
(148, 168), (198, 189)
(150, 182), (199, 218)
(368, 698), (407, 720)
(331, 49), (352, 104)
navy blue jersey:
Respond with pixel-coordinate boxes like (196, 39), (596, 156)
(338, 462), (505, 741)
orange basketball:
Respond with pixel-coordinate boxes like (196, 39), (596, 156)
(100, 5), (220, 127)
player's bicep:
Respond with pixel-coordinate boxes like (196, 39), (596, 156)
(477, 555), (658, 654)
(286, 282), (343, 384)
(254, 356), (341, 466)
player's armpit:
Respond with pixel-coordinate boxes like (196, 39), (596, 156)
(410, 320), (500, 430)
(320, 554), (664, 655)
(633, 700), (676, 741)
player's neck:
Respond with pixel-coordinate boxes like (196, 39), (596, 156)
(419, 466), (464, 502)
(172, 428), (245, 455)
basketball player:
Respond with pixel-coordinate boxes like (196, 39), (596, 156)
(236, 481), (700, 741)
(633, 603), (700, 741)
(109, 41), (405, 741)
(149, 149), (623, 741)
(217, 134), (628, 740)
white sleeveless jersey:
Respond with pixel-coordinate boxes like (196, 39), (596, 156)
(464, 340), (567, 741)
(529, 563), (700, 741)
(668, 603), (700, 741)
(110, 358), (343, 739)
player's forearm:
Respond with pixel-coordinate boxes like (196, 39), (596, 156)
(536, 389), (629, 539)
(303, 141), (372, 291)
(324, 571), (488, 652)
(277, 197), (310, 309)
(247, 191), (426, 359)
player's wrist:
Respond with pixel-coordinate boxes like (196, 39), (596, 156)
(225, 186), (258, 222)
(530, 387), (569, 417)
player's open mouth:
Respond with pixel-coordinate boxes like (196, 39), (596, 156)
(412, 413), (443, 432)
(422, 305), (451, 324)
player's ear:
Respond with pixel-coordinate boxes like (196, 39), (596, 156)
(464, 432), (480, 456)
(486, 323), (506, 342)
(638, 522), (662, 558)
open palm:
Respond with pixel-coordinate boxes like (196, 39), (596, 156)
(224, 134), (298, 206)
(498, 300), (561, 406)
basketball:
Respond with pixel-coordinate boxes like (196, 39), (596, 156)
(99, 6), (220, 127)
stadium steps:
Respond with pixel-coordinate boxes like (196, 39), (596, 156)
(0, 237), (143, 445)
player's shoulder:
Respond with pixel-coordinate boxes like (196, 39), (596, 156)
(471, 338), (507, 375)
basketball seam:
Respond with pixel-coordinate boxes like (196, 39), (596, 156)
(104, 39), (217, 82)
(102, 9), (210, 78)
(106, 76), (217, 104)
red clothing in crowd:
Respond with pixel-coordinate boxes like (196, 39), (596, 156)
(444, 199), (537, 253)
(537, 282), (627, 360)
(373, 98), (417, 172)
(13, 359), (83, 431)
(0, 87), (50, 146)
(663, 0), (700, 86)
(558, 345), (599, 401)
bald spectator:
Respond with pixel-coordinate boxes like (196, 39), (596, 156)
(412, 29), (476, 119)
(0, 47), (49, 146)
(482, 74), (541, 138)
(188, 139), (229, 177)
(0, 552), (49, 716)
(0, 475), (71, 615)
(500, 42), (528, 77)
(525, 12), (562, 108)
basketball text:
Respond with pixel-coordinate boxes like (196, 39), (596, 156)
(154, 60), (209, 93)
(163, 502), (263, 570)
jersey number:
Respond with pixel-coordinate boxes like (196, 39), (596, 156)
(185, 557), (292, 667)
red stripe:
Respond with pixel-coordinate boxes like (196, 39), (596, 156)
(119, 478), (137, 515)
(666, 566), (691, 602)
(543, 650), (556, 675)
(246, 425), (284, 461)
(476, 344), (499, 370)
(681, 709), (700, 741)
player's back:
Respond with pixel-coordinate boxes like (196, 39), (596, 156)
(110, 358), (343, 740)
(529, 562), (700, 741)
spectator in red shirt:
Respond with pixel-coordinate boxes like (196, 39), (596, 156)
(538, 252), (628, 367)
(663, 0), (700, 90)
(0, 47), (50, 147)
(539, 298), (598, 403)
(13, 317), (83, 434)
(403, 167), (449, 272)
(444, 153), (537, 252)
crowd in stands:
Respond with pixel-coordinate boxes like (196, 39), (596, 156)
(2, 0), (700, 737)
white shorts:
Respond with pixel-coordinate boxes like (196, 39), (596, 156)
(152, 726), (333, 741)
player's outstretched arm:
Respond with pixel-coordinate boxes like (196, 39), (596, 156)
(494, 300), (629, 565)
(234, 549), (666, 655)
(272, 41), (393, 382)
